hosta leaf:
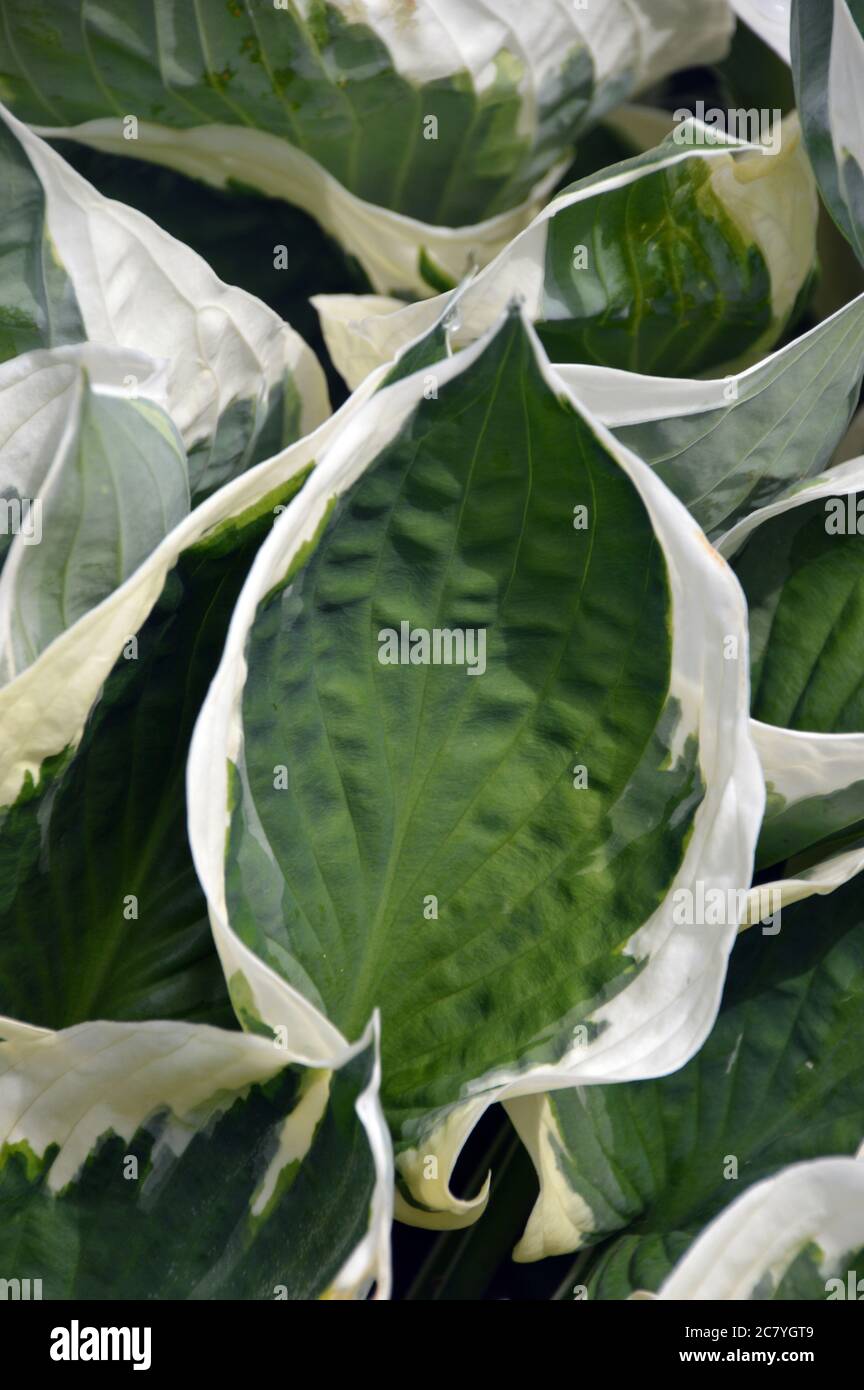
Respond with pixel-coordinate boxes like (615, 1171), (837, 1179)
(647, 1158), (864, 1300)
(40, 142), (376, 411)
(732, 474), (864, 733)
(563, 293), (864, 541)
(316, 117), (818, 385)
(719, 459), (864, 894)
(0, 100), (83, 358)
(509, 870), (864, 1292)
(0, 104), (329, 498)
(0, 361), (189, 682)
(750, 721), (864, 901)
(0, 0), (733, 296)
(0, 342), (167, 573)
(188, 307), (763, 1225)
(0, 1016), (391, 1299)
(793, 0), (864, 269)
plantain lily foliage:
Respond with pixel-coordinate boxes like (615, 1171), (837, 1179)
(316, 115), (819, 386)
(0, 0), (734, 296)
(1, 0), (864, 1306)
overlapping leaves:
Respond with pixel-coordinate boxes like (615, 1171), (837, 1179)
(508, 873), (864, 1294)
(0, 0), (734, 294)
(2, 0), (864, 1305)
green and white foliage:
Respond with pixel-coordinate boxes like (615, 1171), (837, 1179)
(719, 459), (864, 904)
(0, 104), (329, 498)
(647, 1157), (864, 1300)
(316, 117), (818, 384)
(0, 371), (393, 1033)
(2, 0), (864, 1306)
(321, 287), (864, 543)
(0, 317), (397, 816)
(550, 292), (864, 542)
(187, 305), (764, 1226)
(731, 1), (792, 63)
(793, 0), (864, 268)
(0, 342), (171, 573)
(0, 0), (734, 296)
(0, 348), (189, 683)
(0, 1015), (392, 1299)
(508, 870), (864, 1294)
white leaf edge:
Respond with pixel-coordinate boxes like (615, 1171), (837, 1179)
(0, 358), (386, 810)
(0, 104), (330, 457)
(28, 116), (568, 302)
(646, 1153), (864, 1300)
(186, 304), (764, 1227)
(0, 1011), (393, 1300)
(730, 0), (792, 64)
(313, 118), (814, 390)
(719, 456), (864, 911)
(505, 1091), (598, 1262)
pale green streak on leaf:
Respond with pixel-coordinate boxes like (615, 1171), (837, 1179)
(227, 969), (278, 1040)
(192, 464), (314, 559)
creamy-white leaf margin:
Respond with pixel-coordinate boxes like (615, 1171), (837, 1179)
(314, 116), (816, 388)
(187, 305), (765, 1227)
(636, 1154), (864, 1300)
(0, 104), (329, 479)
(0, 1013), (392, 1300)
(719, 456), (864, 913)
(27, 118), (565, 305)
